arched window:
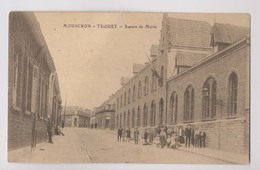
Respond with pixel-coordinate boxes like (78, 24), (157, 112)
(116, 114), (119, 129)
(127, 110), (130, 128)
(123, 111), (126, 128)
(120, 95), (122, 108)
(128, 88), (131, 104)
(124, 91), (126, 106)
(133, 85), (136, 101)
(143, 103), (148, 126)
(170, 92), (178, 123)
(159, 98), (164, 125)
(132, 108), (135, 128)
(117, 97), (119, 110)
(159, 66), (164, 86)
(138, 81), (142, 98)
(144, 76), (149, 95)
(119, 113), (122, 127)
(152, 73), (157, 91)
(202, 77), (217, 119)
(184, 86), (194, 121)
(229, 72), (238, 116)
(137, 106), (141, 127)
(150, 100), (156, 126)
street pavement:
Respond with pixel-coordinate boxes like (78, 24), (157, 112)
(14, 127), (248, 164)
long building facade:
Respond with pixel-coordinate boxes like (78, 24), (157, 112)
(112, 14), (249, 154)
(8, 12), (62, 154)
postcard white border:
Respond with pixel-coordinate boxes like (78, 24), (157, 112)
(0, 0), (260, 170)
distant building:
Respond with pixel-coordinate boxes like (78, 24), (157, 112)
(90, 115), (96, 129)
(94, 95), (116, 130)
(64, 106), (91, 127)
(8, 12), (62, 154)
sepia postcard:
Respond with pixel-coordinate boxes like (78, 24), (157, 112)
(8, 12), (250, 164)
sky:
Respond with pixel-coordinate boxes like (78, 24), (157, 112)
(34, 12), (249, 110)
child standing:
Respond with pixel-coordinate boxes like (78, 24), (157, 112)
(134, 128), (139, 144)
(126, 128), (131, 142)
(154, 134), (160, 148)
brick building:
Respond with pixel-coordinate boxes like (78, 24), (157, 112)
(111, 14), (249, 154)
(64, 106), (91, 127)
(8, 12), (62, 154)
(114, 14), (213, 130)
(94, 95), (116, 130)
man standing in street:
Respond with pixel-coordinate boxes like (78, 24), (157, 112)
(144, 129), (148, 143)
(200, 130), (206, 148)
(47, 116), (53, 144)
(134, 128), (140, 145)
(126, 128), (131, 142)
(185, 124), (192, 147)
(117, 127), (122, 142)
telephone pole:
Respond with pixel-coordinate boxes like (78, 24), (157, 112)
(63, 93), (67, 127)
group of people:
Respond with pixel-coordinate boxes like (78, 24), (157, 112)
(117, 127), (138, 143)
(117, 124), (207, 149)
(47, 116), (65, 144)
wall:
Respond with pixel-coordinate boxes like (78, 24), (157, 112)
(8, 13), (50, 150)
(166, 41), (249, 153)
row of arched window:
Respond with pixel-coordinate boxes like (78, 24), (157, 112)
(116, 72), (238, 128)
(169, 72), (238, 123)
(116, 66), (165, 110)
(116, 98), (165, 129)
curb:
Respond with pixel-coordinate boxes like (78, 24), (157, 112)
(178, 148), (245, 164)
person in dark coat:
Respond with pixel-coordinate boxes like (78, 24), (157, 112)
(163, 124), (168, 134)
(185, 124), (192, 147)
(200, 130), (206, 148)
(156, 126), (161, 135)
(126, 128), (131, 142)
(47, 116), (53, 144)
(191, 125), (195, 147)
(144, 129), (148, 143)
(117, 127), (122, 142)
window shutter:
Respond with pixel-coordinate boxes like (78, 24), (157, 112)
(31, 66), (38, 113)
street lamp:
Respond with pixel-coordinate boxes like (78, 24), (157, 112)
(202, 87), (209, 97)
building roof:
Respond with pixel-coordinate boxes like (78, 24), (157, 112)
(120, 76), (132, 85)
(22, 12), (56, 72)
(176, 51), (208, 66)
(133, 64), (146, 74)
(168, 17), (212, 48)
(211, 23), (249, 44)
(168, 36), (249, 82)
(150, 45), (159, 57)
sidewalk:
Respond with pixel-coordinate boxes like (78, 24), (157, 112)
(9, 128), (249, 164)
(11, 128), (91, 163)
(178, 146), (249, 164)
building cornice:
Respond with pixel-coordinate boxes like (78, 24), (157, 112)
(95, 109), (115, 115)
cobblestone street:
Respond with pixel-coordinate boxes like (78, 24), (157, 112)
(14, 127), (248, 164)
